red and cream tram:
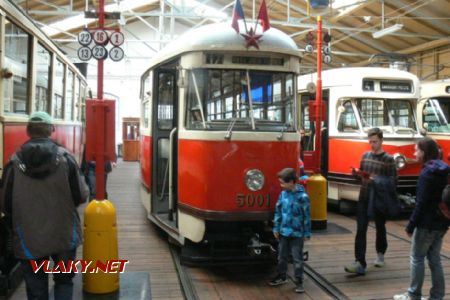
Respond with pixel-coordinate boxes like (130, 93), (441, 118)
(0, 0), (88, 168)
(298, 67), (422, 210)
(417, 79), (450, 162)
(139, 22), (301, 262)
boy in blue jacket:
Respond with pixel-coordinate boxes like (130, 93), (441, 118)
(268, 168), (311, 293)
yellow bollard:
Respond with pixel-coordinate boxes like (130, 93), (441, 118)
(83, 200), (119, 294)
(306, 174), (327, 230)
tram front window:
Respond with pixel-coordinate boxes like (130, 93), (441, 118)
(423, 98), (450, 133)
(355, 98), (417, 134)
(186, 69), (295, 132)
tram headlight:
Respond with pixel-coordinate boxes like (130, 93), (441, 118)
(393, 153), (407, 170)
(245, 169), (265, 191)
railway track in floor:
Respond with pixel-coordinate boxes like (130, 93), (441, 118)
(170, 244), (349, 300)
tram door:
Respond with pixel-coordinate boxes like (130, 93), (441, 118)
(299, 90), (329, 176)
(151, 63), (178, 224)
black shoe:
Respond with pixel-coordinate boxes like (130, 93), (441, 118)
(268, 275), (287, 286)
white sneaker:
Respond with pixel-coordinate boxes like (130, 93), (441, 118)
(374, 252), (385, 267)
(393, 292), (427, 300)
(393, 293), (410, 300)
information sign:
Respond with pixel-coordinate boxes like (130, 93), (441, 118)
(92, 45), (108, 60)
(109, 47), (124, 62)
(77, 46), (92, 61)
(110, 32), (125, 46)
(78, 30), (92, 46)
(93, 29), (108, 45)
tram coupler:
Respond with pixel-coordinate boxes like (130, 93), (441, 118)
(246, 234), (276, 257)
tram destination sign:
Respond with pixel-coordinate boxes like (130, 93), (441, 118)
(380, 81), (412, 93)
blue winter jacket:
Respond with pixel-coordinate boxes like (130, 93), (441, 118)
(273, 184), (311, 238)
(406, 159), (450, 234)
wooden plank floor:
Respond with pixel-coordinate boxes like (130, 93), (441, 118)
(305, 213), (450, 300)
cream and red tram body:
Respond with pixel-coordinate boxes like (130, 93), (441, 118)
(417, 79), (450, 162)
(0, 0), (88, 170)
(139, 22), (301, 262)
(298, 67), (422, 209)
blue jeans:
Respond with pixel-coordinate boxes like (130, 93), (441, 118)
(20, 248), (76, 300)
(87, 164), (108, 200)
(408, 228), (447, 300)
(277, 236), (304, 283)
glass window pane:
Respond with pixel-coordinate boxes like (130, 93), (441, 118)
(338, 101), (359, 132)
(74, 78), (80, 121)
(65, 70), (74, 120)
(54, 60), (65, 119)
(35, 43), (50, 113)
(4, 20), (30, 114)
(157, 72), (174, 130)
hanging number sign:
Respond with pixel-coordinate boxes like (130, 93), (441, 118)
(77, 46), (92, 61)
(110, 32), (125, 46)
(93, 29), (108, 45)
(109, 46), (124, 62)
(78, 30), (92, 46)
(92, 45), (108, 60)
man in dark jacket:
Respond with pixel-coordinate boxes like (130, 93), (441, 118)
(0, 111), (89, 300)
(345, 127), (397, 275)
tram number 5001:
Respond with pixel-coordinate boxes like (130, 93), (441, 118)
(236, 194), (270, 208)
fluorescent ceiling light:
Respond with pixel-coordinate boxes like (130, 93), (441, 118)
(372, 23), (403, 39)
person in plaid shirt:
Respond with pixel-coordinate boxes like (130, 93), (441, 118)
(345, 127), (396, 275)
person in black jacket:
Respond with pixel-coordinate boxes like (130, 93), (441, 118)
(394, 137), (449, 300)
(0, 111), (88, 300)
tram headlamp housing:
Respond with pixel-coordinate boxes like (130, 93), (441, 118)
(245, 169), (265, 191)
(393, 153), (407, 170)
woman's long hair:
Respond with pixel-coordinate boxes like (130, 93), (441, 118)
(417, 137), (440, 163)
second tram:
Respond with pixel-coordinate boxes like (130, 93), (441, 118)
(139, 22), (301, 262)
(298, 67), (422, 210)
(417, 79), (450, 161)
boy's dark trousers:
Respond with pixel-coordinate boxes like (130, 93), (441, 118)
(354, 199), (387, 268)
(277, 236), (304, 283)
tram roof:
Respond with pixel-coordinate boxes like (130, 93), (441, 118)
(420, 78), (450, 98)
(146, 22), (300, 69)
(298, 67), (420, 89)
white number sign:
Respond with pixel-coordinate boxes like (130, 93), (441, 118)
(77, 46), (92, 61)
(110, 32), (125, 46)
(78, 30), (92, 46)
(93, 30), (108, 45)
(92, 45), (107, 60)
(109, 47), (124, 62)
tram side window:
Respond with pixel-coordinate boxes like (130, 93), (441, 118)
(157, 72), (174, 130)
(3, 20), (31, 114)
(65, 70), (74, 121)
(337, 101), (359, 132)
(54, 60), (65, 119)
(35, 43), (51, 113)
(80, 83), (87, 122)
(74, 78), (80, 121)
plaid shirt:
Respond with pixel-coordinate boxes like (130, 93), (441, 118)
(358, 151), (396, 202)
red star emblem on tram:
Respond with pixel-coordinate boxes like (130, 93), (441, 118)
(240, 28), (262, 49)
